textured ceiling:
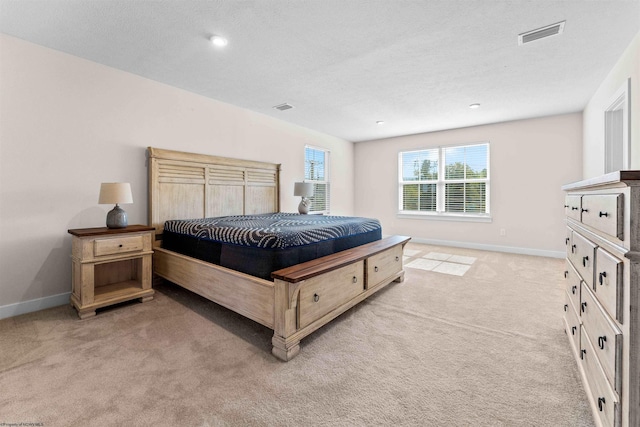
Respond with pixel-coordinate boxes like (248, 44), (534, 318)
(1, 0), (638, 142)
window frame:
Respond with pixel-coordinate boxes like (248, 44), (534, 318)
(304, 145), (330, 215)
(397, 142), (491, 222)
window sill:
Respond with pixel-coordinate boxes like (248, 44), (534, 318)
(397, 212), (492, 223)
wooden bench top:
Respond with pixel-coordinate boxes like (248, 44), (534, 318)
(271, 235), (411, 283)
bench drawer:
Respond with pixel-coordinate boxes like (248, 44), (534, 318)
(298, 261), (364, 329)
(366, 245), (403, 289)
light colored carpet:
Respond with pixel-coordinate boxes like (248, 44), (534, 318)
(0, 243), (594, 426)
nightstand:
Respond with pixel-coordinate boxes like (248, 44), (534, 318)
(68, 225), (155, 319)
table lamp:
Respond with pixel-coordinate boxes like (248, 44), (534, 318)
(98, 182), (133, 228)
(294, 182), (314, 214)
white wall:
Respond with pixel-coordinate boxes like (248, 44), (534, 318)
(583, 31), (640, 178)
(0, 35), (355, 315)
(354, 114), (583, 256)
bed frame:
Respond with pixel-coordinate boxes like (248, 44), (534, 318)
(148, 147), (409, 360)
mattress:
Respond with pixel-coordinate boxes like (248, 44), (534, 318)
(162, 213), (382, 280)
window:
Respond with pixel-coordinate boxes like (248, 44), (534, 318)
(398, 142), (490, 219)
(304, 146), (330, 214)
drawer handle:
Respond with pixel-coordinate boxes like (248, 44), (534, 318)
(352, 276), (358, 284)
(580, 349), (586, 360)
(564, 204), (569, 208)
(395, 256), (399, 262)
(571, 326), (577, 335)
(563, 304), (568, 312)
(599, 211), (609, 218)
(599, 271), (607, 286)
(119, 244), (123, 248)
(571, 285), (576, 295)
(571, 244), (576, 254)
(564, 270), (568, 278)
(582, 256), (589, 267)
(313, 293), (319, 303)
(581, 208), (589, 213)
(598, 397), (606, 412)
(374, 266), (379, 272)
(581, 302), (587, 313)
(571, 207), (579, 211)
(565, 237), (570, 245)
(598, 336), (607, 350)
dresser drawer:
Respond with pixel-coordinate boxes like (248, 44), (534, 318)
(580, 283), (622, 393)
(299, 261), (364, 329)
(571, 232), (597, 288)
(565, 195), (582, 221)
(94, 235), (144, 257)
(595, 248), (624, 322)
(564, 260), (581, 314)
(581, 330), (620, 427)
(563, 291), (581, 359)
(581, 194), (623, 240)
(366, 245), (403, 289)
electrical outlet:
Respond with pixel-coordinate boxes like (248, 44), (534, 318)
(500, 228), (506, 236)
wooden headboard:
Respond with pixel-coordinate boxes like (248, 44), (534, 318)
(147, 147), (281, 239)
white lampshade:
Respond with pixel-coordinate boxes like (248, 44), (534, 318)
(293, 182), (314, 197)
(98, 183), (133, 205)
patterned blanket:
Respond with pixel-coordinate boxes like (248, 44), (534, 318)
(164, 213), (381, 249)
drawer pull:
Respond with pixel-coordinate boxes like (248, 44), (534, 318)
(571, 244), (576, 254)
(598, 336), (607, 350)
(565, 237), (570, 245)
(571, 326), (577, 335)
(395, 256), (399, 262)
(564, 270), (568, 278)
(313, 293), (319, 303)
(571, 207), (579, 211)
(599, 211), (609, 218)
(564, 204), (569, 208)
(119, 244), (123, 248)
(571, 285), (577, 295)
(580, 349), (586, 360)
(598, 397), (606, 412)
(581, 208), (589, 213)
(374, 266), (379, 272)
(352, 276), (358, 284)
(582, 256), (589, 267)
(564, 304), (568, 312)
(599, 271), (607, 286)
(581, 302), (587, 313)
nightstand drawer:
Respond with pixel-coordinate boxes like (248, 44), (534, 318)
(94, 235), (144, 257)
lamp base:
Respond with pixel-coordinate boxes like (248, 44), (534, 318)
(106, 204), (128, 228)
(298, 198), (310, 215)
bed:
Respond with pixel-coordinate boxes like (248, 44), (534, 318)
(148, 147), (410, 360)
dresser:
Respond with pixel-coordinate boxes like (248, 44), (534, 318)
(68, 225), (155, 319)
(562, 171), (640, 427)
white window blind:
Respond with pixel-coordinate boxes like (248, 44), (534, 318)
(398, 143), (489, 217)
(304, 146), (330, 214)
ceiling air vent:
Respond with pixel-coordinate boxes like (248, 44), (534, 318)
(273, 103), (294, 111)
(518, 21), (565, 45)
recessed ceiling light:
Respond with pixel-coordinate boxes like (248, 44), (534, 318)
(376, 121), (385, 125)
(469, 103), (481, 109)
(210, 35), (228, 47)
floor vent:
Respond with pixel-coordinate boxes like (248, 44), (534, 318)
(273, 103), (294, 111)
(519, 21), (565, 45)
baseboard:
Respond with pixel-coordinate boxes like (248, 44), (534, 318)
(405, 236), (566, 259)
(0, 292), (71, 321)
